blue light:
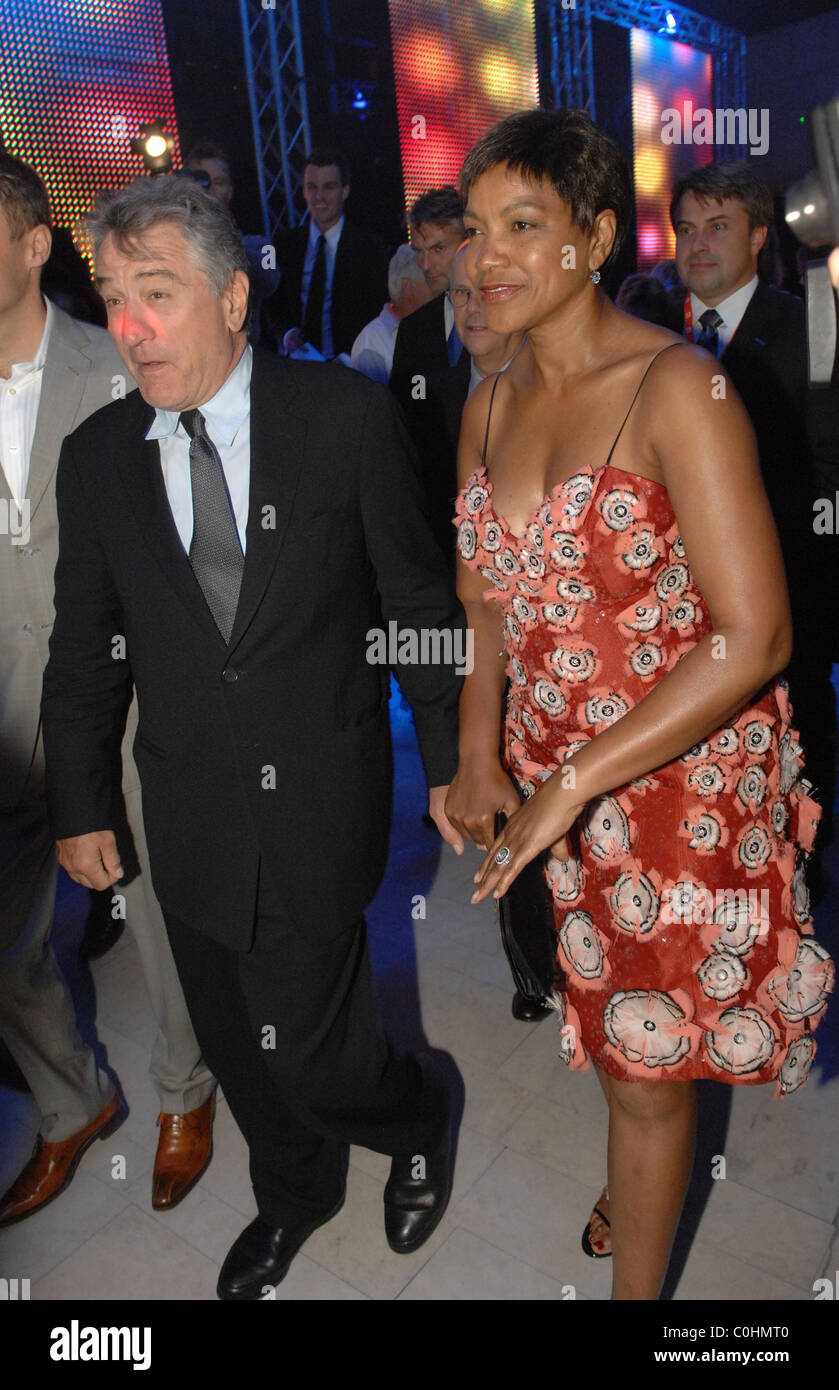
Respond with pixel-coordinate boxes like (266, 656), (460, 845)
(352, 89), (368, 110)
(665, 11), (677, 32)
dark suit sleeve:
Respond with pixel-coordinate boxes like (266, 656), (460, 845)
(358, 385), (464, 787)
(41, 434), (133, 838)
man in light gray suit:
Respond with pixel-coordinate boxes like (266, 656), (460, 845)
(0, 153), (215, 1227)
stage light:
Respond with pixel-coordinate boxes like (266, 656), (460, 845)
(352, 89), (368, 110)
(131, 118), (175, 174)
(665, 12), (677, 32)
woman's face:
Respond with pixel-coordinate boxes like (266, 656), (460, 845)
(461, 162), (599, 335)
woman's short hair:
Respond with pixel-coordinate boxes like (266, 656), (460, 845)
(459, 107), (632, 267)
(83, 174), (248, 297)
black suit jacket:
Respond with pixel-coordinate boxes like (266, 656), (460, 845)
(390, 296), (472, 565)
(269, 220), (389, 357)
(42, 350), (463, 949)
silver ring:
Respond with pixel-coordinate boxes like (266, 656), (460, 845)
(495, 846), (511, 865)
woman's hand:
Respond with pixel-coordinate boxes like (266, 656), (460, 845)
(470, 775), (586, 903)
(445, 757), (521, 851)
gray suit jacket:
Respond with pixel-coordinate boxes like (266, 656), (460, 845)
(1, 304), (136, 810)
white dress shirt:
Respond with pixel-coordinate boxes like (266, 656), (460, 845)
(689, 274), (759, 355)
(0, 296), (54, 508)
(350, 302), (400, 383)
(146, 344), (252, 554)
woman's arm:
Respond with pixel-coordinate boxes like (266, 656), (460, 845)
(445, 381), (522, 848)
(473, 345), (792, 900)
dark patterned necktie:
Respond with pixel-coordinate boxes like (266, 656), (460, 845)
(302, 233), (326, 351)
(179, 409), (243, 643)
(696, 307), (724, 357)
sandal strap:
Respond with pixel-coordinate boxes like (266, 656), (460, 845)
(593, 1205), (611, 1228)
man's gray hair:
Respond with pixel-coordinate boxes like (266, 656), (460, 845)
(388, 242), (425, 303)
(84, 174), (248, 295)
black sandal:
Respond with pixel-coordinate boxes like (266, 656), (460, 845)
(581, 1190), (611, 1259)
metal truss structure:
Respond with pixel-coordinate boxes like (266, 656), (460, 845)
(238, 0), (312, 239)
(545, 0), (748, 158)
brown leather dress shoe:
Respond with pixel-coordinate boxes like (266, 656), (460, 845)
(0, 1094), (123, 1229)
(152, 1094), (214, 1210)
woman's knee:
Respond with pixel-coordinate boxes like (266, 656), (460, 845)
(608, 1075), (695, 1124)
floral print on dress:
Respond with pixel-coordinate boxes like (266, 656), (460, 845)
(453, 461), (832, 1091)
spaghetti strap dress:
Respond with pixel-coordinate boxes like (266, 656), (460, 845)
(454, 345), (833, 1093)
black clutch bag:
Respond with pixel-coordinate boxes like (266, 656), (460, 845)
(493, 811), (559, 1002)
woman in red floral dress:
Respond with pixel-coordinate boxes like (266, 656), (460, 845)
(445, 109), (833, 1301)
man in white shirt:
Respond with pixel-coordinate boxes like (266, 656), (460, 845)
(0, 154), (215, 1230)
(350, 244), (430, 383)
(448, 245), (525, 396)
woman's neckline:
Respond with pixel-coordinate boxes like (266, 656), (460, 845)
(471, 460), (669, 542)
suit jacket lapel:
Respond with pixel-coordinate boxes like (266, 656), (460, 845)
(721, 283), (769, 364)
(28, 309), (91, 520)
(116, 394), (227, 647)
(228, 351), (305, 649)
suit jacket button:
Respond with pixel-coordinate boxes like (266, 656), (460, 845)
(222, 667), (239, 683)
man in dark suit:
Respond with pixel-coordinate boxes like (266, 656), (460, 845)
(672, 161), (839, 849)
(270, 146), (388, 359)
(41, 175), (465, 1299)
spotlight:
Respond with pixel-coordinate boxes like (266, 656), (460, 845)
(131, 119), (175, 175)
(665, 11), (677, 32)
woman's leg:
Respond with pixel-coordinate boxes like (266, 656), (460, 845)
(597, 1063), (697, 1300)
(584, 1064), (613, 1254)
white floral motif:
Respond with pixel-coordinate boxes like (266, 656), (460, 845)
(603, 990), (691, 1068)
(713, 728), (739, 757)
(768, 940), (834, 1022)
(550, 645), (598, 684)
(482, 519), (503, 553)
(480, 565), (508, 591)
(524, 521), (545, 555)
(533, 676), (566, 716)
(599, 488), (639, 532)
(584, 693), (629, 727)
(520, 551), (546, 584)
(464, 481), (488, 515)
(511, 595), (537, 625)
(561, 473), (594, 517)
(770, 800), (788, 835)
(736, 824), (772, 872)
(558, 910), (604, 979)
(521, 710), (542, 740)
(458, 520), (476, 561)
(655, 564), (690, 601)
(737, 766), (768, 810)
(557, 577), (595, 603)
(709, 896), (764, 956)
(582, 797), (631, 861)
(688, 762), (726, 798)
(547, 854), (584, 903)
(778, 730), (804, 795)
(510, 656), (528, 687)
(742, 718), (773, 757)
(618, 526), (660, 571)
(683, 810), (724, 853)
(619, 603), (662, 633)
(697, 951), (748, 1001)
(705, 1007), (777, 1075)
(610, 871), (661, 935)
(791, 858), (810, 925)
(628, 642), (664, 679)
(550, 532), (588, 571)
(494, 546), (519, 578)
(542, 602), (579, 629)
(667, 598), (697, 631)
(505, 614), (523, 646)
(681, 742), (712, 762)
(777, 1036), (815, 1095)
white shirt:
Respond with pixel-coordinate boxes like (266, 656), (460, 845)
(350, 302), (399, 383)
(689, 275), (759, 355)
(0, 296), (54, 508)
(146, 344), (252, 554)
(468, 354), (516, 397)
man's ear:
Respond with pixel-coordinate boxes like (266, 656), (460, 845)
(29, 223), (52, 270)
(751, 224), (769, 257)
(225, 269), (250, 331)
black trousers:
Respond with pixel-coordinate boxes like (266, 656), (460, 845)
(163, 865), (445, 1225)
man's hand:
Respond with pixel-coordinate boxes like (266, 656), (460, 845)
(427, 785), (465, 855)
(56, 830), (123, 891)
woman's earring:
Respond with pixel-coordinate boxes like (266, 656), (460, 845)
(589, 268), (601, 285)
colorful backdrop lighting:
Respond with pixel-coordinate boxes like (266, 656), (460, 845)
(388, 0), (538, 218)
(0, 0), (180, 246)
(630, 28), (712, 270)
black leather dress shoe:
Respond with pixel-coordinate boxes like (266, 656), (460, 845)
(384, 1115), (453, 1255)
(217, 1187), (345, 1300)
(511, 990), (553, 1022)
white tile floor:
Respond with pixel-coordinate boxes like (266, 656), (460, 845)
(0, 702), (836, 1302)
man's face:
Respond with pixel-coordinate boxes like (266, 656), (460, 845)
(450, 248), (520, 368)
(96, 221), (248, 411)
(411, 220), (464, 296)
(0, 207), (49, 319)
(303, 164), (349, 233)
(673, 190), (767, 306)
(193, 158), (233, 209)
